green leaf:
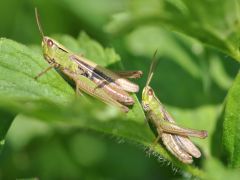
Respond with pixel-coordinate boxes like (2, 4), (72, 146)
(222, 71), (240, 168)
(106, 0), (240, 61)
(0, 35), (205, 177)
(0, 38), (74, 103)
(0, 97), (205, 178)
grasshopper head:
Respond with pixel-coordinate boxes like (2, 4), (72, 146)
(42, 36), (59, 63)
(142, 86), (155, 112)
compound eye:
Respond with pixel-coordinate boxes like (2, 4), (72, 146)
(47, 39), (53, 47)
(148, 89), (153, 96)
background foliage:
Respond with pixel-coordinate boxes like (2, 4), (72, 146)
(0, 0), (240, 179)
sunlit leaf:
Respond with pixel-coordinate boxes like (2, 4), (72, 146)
(223, 71), (240, 168)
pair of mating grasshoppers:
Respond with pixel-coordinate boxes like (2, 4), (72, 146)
(34, 9), (207, 164)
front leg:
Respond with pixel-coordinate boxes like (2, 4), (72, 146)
(34, 63), (57, 80)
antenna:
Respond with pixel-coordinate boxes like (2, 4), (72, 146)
(35, 8), (45, 38)
(145, 49), (159, 87)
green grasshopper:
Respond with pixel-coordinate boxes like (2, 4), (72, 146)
(142, 51), (208, 164)
(34, 8), (142, 112)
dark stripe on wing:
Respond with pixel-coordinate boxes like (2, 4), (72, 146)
(71, 55), (114, 83)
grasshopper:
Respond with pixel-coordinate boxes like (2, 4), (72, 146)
(34, 8), (142, 112)
(142, 51), (208, 164)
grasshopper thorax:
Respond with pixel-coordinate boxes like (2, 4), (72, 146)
(142, 86), (154, 111)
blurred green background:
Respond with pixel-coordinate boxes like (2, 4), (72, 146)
(0, 0), (240, 179)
